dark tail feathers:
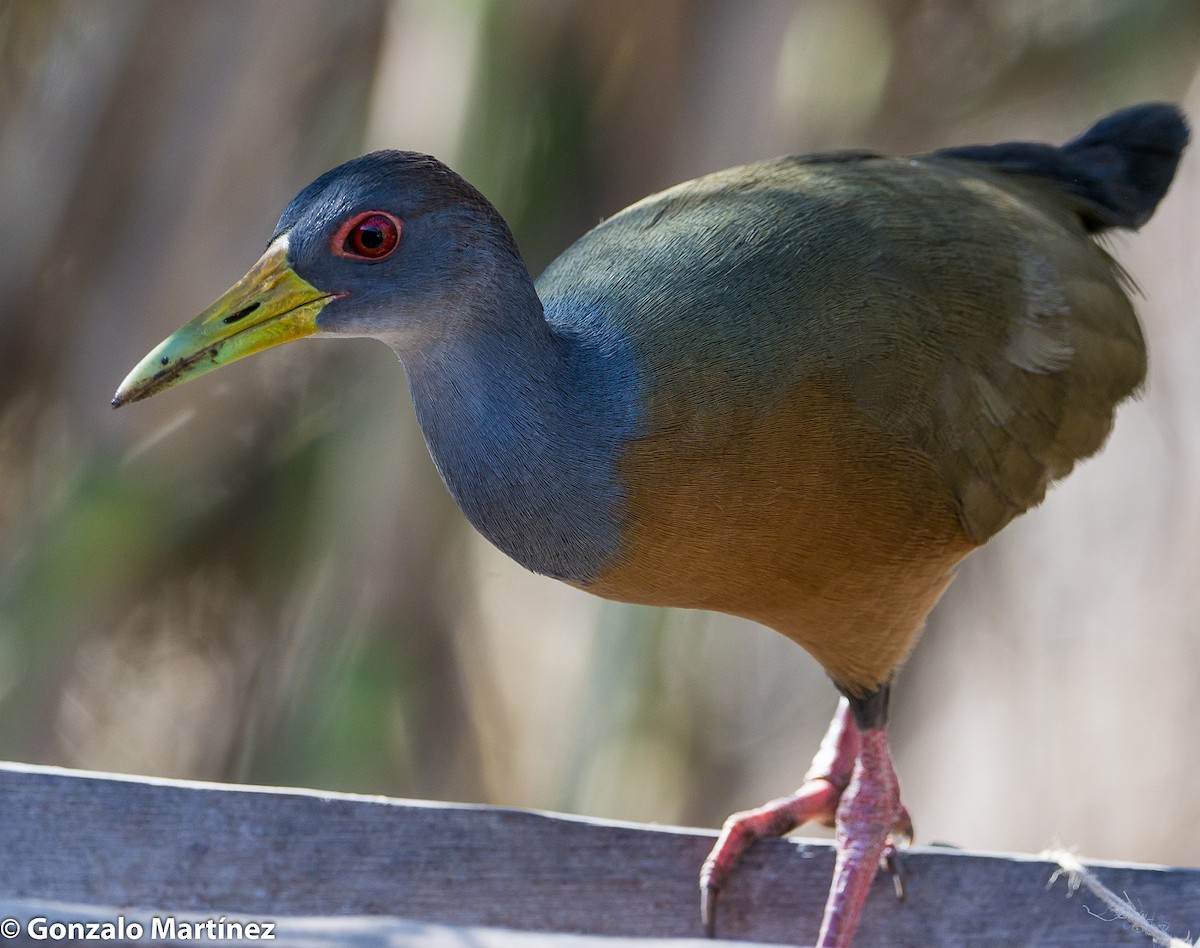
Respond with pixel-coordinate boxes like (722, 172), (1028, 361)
(936, 103), (1190, 232)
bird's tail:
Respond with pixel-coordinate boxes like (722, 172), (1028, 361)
(936, 102), (1190, 232)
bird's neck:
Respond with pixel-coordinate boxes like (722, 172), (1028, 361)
(394, 276), (640, 584)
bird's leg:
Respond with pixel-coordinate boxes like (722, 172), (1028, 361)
(816, 724), (910, 947)
(700, 698), (859, 935)
(700, 693), (912, 943)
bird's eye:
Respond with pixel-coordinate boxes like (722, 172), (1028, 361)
(336, 211), (401, 260)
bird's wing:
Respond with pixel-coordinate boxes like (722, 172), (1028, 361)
(538, 154), (1147, 545)
(832, 157), (1147, 543)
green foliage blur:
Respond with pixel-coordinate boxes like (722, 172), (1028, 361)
(0, 0), (1197, 867)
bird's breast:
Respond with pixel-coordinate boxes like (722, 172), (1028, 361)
(586, 377), (976, 693)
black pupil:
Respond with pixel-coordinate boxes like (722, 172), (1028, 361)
(358, 224), (384, 249)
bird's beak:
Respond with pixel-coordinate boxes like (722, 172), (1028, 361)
(112, 236), (335, 407)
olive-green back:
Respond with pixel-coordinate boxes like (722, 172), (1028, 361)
(539, 154), (1146, 544)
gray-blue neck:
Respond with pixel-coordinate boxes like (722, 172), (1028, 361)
(392, 280), (640, 584)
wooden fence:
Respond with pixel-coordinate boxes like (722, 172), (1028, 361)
(0, 762), (1195, 946)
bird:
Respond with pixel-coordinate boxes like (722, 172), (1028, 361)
(114, 102), (1188, 946)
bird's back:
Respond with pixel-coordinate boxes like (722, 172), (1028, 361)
(536, 104), (1186, 691)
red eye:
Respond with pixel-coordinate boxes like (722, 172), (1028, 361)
(335, 211), (401, 260)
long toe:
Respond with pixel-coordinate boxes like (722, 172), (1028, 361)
(700, 699), (862, 937)
(700, 778), (843, 935)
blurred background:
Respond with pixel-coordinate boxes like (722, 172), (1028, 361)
(0, 0), (1197, 873)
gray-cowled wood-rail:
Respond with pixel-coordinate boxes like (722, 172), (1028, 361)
(115, 103), (1188, 946)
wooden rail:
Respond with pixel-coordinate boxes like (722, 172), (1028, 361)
(0, 762), (1195, 946)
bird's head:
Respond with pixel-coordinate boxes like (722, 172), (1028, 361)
(113, 151), (520, 407)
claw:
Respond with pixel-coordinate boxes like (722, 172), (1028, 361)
(700, 883), (718, 938)
(883, 847), (907, 902)
(883, 806), (913, 901)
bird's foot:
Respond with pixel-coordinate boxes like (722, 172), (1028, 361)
(699, 699), (911, 944)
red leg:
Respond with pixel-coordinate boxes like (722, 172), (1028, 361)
(699, 698), (911, 942)
(816, 726), (910, 946)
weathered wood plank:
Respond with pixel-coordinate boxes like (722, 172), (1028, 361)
(0, 763), (1196, 946)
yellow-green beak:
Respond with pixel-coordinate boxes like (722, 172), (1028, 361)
(112, 237), (334, 407)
